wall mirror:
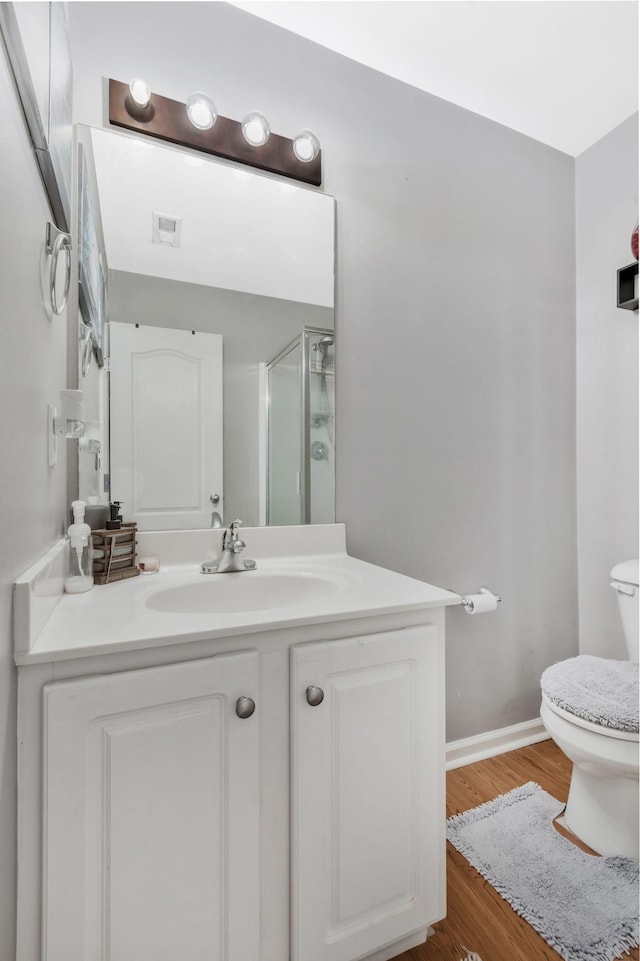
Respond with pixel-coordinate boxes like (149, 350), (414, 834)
(76, 123), (335, 530)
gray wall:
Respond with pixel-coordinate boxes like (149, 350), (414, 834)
(108, 270), (332, 524)
(328, 51), (577, 740)
(576, 114), (639, 658)
(70, 2), (578, 739)
(68, 1), (578, 742)
(0, 43), (69, 959)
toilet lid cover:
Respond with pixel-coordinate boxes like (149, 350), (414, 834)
(541, 655), (639, 733)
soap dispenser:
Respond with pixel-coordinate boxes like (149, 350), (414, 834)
(106, 501), (123, 530)
(64, 500), (94, 594)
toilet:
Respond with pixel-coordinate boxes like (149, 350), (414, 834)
(540, 559), (639, 860)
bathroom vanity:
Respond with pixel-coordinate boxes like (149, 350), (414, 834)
(14, 525), (459, 961)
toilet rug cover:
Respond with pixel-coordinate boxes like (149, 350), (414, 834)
(541, 655), (639, 733)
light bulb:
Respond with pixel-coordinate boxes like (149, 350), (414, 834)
(186, 92), (217, 131)
(128, 77), (151, 108)
(293, 129), (320, 163)
(242, 111), (270, 147)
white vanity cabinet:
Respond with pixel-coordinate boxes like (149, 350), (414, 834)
(15, 533), (457, 961)
(20, 619), (446, 961)
(41, 651), (260, 961)
(291, 626), (445, 961)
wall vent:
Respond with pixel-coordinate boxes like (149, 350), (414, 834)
(152, 212), (182, 247)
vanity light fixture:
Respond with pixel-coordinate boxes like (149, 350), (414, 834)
(110, 78), (321, 187)
(241, 111), (270, 147)
(292, 129), (320, 164)
(186, 91), (217, 131)
(126, 77), (153, 120)
(129, 77), (151, 108)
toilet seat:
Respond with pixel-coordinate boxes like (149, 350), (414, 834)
(541, 655), (639, 734)
(541, 692), (639, 742)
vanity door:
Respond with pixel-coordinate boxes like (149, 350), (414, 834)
(42, 650), (259, 961)
(290, 626), (445, 961)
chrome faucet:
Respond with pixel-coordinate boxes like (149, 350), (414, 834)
(201, 519), (257, 574)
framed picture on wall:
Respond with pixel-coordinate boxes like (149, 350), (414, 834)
(78, 142), (105, 367)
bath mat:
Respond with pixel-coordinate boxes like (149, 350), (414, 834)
(446, 782), (639, 961)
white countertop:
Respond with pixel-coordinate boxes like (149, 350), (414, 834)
(14, 525), (460, 665)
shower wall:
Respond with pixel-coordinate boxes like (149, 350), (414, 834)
(308, 335), (335, 524)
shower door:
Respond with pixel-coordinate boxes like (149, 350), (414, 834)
(266, 327), (335, 525)
(267, 338), (303, 525)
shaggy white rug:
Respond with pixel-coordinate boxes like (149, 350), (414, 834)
(447, 782), (639, 961)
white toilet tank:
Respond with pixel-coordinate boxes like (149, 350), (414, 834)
(610, 559), (639, 661)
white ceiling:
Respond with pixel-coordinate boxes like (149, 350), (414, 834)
(90, 127), (335, 305)
(230, 1), (639, 156)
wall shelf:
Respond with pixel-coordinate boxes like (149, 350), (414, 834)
(617, 262), (638, 311)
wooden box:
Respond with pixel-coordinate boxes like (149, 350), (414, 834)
(91, 523), (140, 585)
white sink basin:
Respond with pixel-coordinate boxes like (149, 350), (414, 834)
(146, 571), (341, 614)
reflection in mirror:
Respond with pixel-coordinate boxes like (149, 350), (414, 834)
(267, 328), (335, 525)
(76, 124), (335, 530)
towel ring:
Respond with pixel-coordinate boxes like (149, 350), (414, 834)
(47, 222), (72, 316)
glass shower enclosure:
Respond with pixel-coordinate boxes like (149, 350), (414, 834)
(266, 327), (335, 525)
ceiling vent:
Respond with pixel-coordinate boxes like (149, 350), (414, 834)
(152, 212), (182, 247)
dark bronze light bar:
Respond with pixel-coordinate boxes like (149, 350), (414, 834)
(108, 78), (322, 187)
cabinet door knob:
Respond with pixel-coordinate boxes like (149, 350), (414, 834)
(305, 685), (324, 707)
(235, 696), (256, 719)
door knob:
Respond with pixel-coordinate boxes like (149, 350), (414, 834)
(236, 696), (256, 719)
(210, 493), (221, 505)
(305, 685), (324, 707)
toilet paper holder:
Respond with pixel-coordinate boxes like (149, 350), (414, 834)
(460, 586), (502, 613)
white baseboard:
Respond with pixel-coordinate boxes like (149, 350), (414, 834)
(446, 717), (550, 771)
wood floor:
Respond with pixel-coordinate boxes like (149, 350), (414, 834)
(395, 739), (639, 961)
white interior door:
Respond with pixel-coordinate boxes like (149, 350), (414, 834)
(110, 322), (223, 529)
